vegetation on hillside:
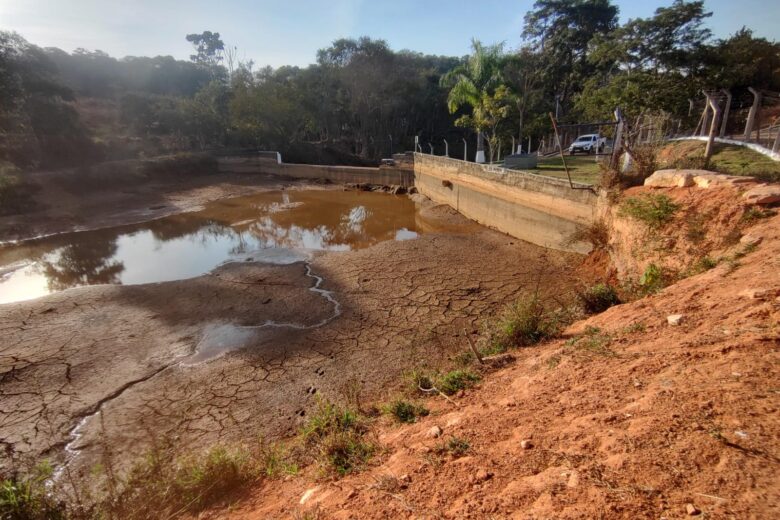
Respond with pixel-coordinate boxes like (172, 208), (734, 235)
(1, 1), (778, 174)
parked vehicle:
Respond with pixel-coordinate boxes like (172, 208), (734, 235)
(568, 134), (606, 154)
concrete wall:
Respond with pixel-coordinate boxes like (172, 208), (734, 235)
(413, 153), (601, 253)
(219, 156), (414, 187)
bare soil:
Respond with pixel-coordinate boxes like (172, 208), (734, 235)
(203, 187), (779, 520)
(0, 174), (583, 485)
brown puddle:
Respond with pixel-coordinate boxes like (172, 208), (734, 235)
(0, 190), (421, 304)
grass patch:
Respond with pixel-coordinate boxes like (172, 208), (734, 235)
(488, 293), (565, 352)
(659, 140), (780, 182)
(383, 399), (429, 424)
(301, 398), (374, 476)
(577, 283), (620, 314)
(530, 155), (602, 184)
(684, 256), (719, 277)
(741, 206), (776, 223)
(437, 370), (480, 395)
(99, 444), (260, 520)
(564, 326), (615, 357)
(407, 368), (480, 396)
(436, 436), (471, 458)
(619, 194), (679, 230)
(0, 462), (67, 520)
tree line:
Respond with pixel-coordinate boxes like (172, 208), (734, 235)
(1, 0), (778, 173)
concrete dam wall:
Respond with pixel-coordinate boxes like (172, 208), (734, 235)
(219, 156), (414, 187)
(413, 153), (601, 253)
(219, 152), (601, 253)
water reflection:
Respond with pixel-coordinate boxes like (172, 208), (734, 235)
(36, 241), (124, 292)
(0, 190), (421, 304)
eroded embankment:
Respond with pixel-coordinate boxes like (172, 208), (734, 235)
(0, 198), (583, 484)
(214, 185), (779, 520)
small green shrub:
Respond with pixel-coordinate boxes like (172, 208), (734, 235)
(437, 370), (480, 396)
(741, 206), (776, 223)
(566, 220), (610, 250)
(490, 293), (563, 351)
(578, 283), (620, 314)
(686, 256), (719, 277)
(639, 263), (666, 293)
(301, 398), (373, 476)
(619, 194), (680, 229)
(436, 436), (470, 458)
(384, 400), (429, 423)
(0, 462), (67, 520)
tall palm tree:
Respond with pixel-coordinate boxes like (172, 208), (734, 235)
(440, 39), (505, 163)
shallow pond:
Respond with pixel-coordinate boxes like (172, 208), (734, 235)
(0, 190), (420, 304)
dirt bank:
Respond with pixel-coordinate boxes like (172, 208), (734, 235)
(0, 163), (312, 243)
(206, 187), (779, 520)
(0, 189), (583, 484)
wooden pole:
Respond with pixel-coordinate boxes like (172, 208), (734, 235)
(549, 112), (574, 189)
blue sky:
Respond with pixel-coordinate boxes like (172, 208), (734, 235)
(1, 0), (778, 67)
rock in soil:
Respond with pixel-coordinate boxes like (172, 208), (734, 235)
(686, 503), (701, 516)
(667, 314), (684, 326)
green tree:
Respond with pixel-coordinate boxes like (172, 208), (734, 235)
(440, 40), (506, 162)
(523, 0), (618, 115)
(186, 31), (225, 68)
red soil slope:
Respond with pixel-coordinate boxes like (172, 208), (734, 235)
(205, 187), (780, 520)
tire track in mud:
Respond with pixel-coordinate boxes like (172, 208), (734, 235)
(52, 260), (340, 479)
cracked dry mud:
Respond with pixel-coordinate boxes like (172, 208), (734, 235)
(0, 198), (581, 479)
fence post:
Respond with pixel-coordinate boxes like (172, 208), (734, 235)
(443, 139), (449, 157)
(704, 93), (722, 165)
(719, 90), (732, 137)
(462, 138), (468, 161)
(744, 87), (762, 142)
(772, 127), (780, 154)
(611, 108), (624, 170)
(428, 142), (434, 155)
(700, 92), (710, 137)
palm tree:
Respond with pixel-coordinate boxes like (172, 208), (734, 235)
(440, 39), (505, 163)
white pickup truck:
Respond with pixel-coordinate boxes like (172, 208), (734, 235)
(568, 134), (606, 155)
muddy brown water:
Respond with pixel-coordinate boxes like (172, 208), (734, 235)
(0, 190), (420, 305)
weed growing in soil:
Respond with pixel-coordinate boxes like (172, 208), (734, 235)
(685, 256), (719, 277)
(566, 220), (610, 250)
(437, 370), (480, 395)
(619, 194), (679, 230)
(384, 400), (429, 423)
(488, 293), (564, 351)
(565, 326), (615, 358)
(0, 462), (67, 520)
(578, 283), (620, 314)
(301, 398), (374, 476)
(407, 368), (480, 396)
(437, 436), (471, 458)
(740, 206), (776, 223)
(638, 263), (666, 294)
